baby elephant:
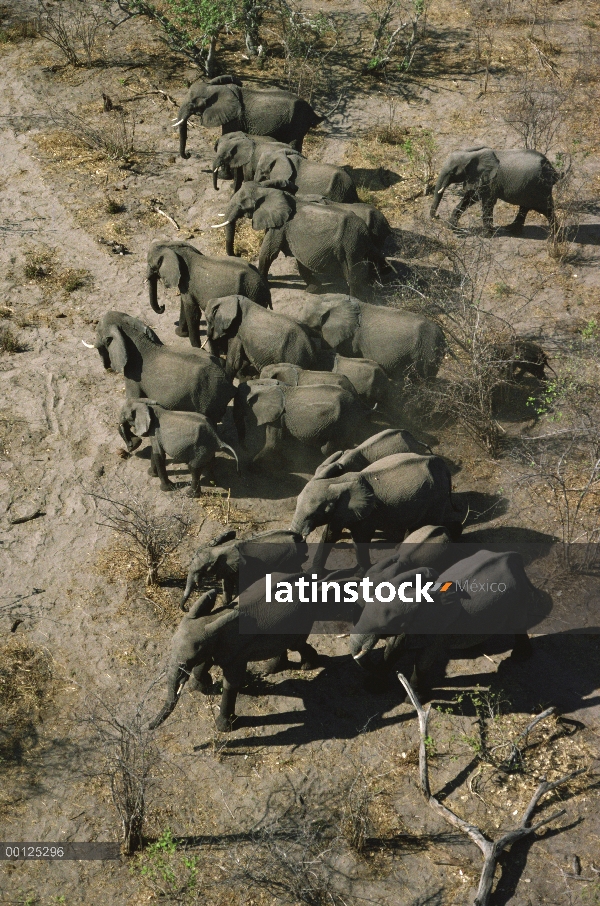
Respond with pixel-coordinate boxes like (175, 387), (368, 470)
(181, 527), (307, 609)
(490, 338), (554, 382)
(119, 400), (238, 497)
(314, 428), (432, 478)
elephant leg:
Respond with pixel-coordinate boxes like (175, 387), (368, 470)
(449, 189), (477, 227)
(183, 297), (201, 348)
(222, 574), (237, 605)
(188, 662), (213, 694)
(297, 262), (321, 294)
(216, 679), (240, 732)
(176, 298), (189, 337)
(187, 465), (203, 498)
(350, 526), (373, 574)
(408, 637), (446, 701)
(151, 441), (175, 492)
(510, 633), (533, 661)
(258, 229), (284, 279)
(506, 206), (528, 234)
(148, 454), (158, 477)
(253, 424), (284, 465)
(225, 221), (237, 257)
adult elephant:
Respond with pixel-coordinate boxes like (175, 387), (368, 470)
(350, 550), (535, 698)
(430, 146), (563, 236)
(290, 294), (445, 382)
(204, 295), (317, 379)
(149, 587), (320, 732)
(289, 452), (462, 572)
(211, 183), (387, 300)
(314, 428), (432, 478)
(147, 240), (271, 348)
(253, 146), (359, 202)
(297, 196), (392, 248)
(181, 528), (307, 609)
(235, 378), (375, 464)
(173, 74), (322, 159)
(92, 312), (234, 423)
(212, 132), (286, 193)
(260, 363), (360, 400)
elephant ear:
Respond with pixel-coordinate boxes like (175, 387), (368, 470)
(332, 474), (376, 524)
(187, 588), (219, 619)
(106, 325), (128, 373)
(225, 137), (253, 168)
(158, 248), (182, 288)
(206, 296), (241, 340)
(466, 149), (500, 188)
(246, 380), (286, 426)
(209, 74), (243, 87)
(257, 149), (295, 184)
(252, 190), (295, 230)
(320, 298), (360, 349)
(132, 402), (152, 437)
(209, 529), (237, 547)
(201, 85), (243, 127)
(314, 450), (345, 479)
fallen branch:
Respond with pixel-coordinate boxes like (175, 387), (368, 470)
(397, 673), (586, 906)
(149, 199), (179, 230)
(10, 508), (46, 525)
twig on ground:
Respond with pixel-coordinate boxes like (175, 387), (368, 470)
(150, 199), (179, 230)
(398, 673), (586, 906)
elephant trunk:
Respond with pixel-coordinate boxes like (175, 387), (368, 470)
(430, 170), (452, 218)
(148, 274), (165, 315)
(179, 121), (189, 159)
(212, 153), (224, 191)
(118, 419), (142, 454)
(148, 666), (187, 729)
(180, 575), (196, 611)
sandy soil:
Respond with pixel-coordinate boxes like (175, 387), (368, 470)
(1, 0), (599, 903)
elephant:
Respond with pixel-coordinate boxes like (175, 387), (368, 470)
(349, 549), (535, 698)
(315, 351), (392, 408)
(260, 363), (360, 401)
(204, 295), (317, 380)
(289, 452), (463, 573)
(211, 182), (388, 300)
(287, 294), (446, 382)
(181, 528), (307, 609)
(173, 74), (322, 159)
(118, 399), (238, 497)
(149, 586), (320, 732)
(212, 132), (287, 194)
(294, 196), (392, 248)
(313, 428), (432, 478)
(253, 146), (359, 203)
(234, 378), (376, 464)
(93, 312), (235, 424)
(430, 146), (563, 236)
(147, 240), (271, 348)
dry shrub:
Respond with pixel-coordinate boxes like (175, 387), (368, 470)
(23, 245), (92, 296)
(0, 324), (28, 354)
(50, 108), (136, 161)
(35, 0), (108, 67)
(0, 637), (53, 764)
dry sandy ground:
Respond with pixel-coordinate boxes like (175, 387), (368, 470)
(1, 1), (599, 904)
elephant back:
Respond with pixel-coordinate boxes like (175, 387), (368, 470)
(283, 384), (357, 441)
(238, 574), (315, 635)
(436, 550), (532, 633)
(361, 453), (454, 529)
(355, 429), (429, 464)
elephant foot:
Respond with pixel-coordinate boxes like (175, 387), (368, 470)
(187, 486), (202, 498)
(148, 466), (158, 477)
(175, 326), (190, 338)
(215, 713), (236, 733)
(160, 482), (176, 492)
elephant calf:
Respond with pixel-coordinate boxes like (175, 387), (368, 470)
(149, 587), (319, 732)
(314, 428), (432, 478)
(235, 378), (375, 464)
(181, 528), (307, 609)
(119, 400), (238, 497)
(260, 363), (359, 400)
(489, 338), (554, 382)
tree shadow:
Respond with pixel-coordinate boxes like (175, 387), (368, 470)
(343, 166), (403, 191)
(453, 490), (510, 527)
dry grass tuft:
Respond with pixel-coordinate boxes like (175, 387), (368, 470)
(0, 324), (29, 354)
(23, 245), (91, 297)
(233, 220), (264, 262)
(0, 637), (54, 764)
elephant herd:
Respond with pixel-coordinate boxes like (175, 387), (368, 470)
(86, 73), (559, 733)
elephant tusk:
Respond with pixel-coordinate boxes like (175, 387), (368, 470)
(172, 118), (185, 127)
(353, 650), (368, 661)
(81, 340), (95, 348)
(211, 220), (230, 228)
(213, 167), (220, 173)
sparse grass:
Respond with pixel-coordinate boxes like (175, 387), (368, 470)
(23, 246), (91, 296)
(0, 324), (28, 354)
(233, 220), (264, 262)
(49, 109), (137, 162)
(0, 637), (53, 765)
(105, 196), (125, 215)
